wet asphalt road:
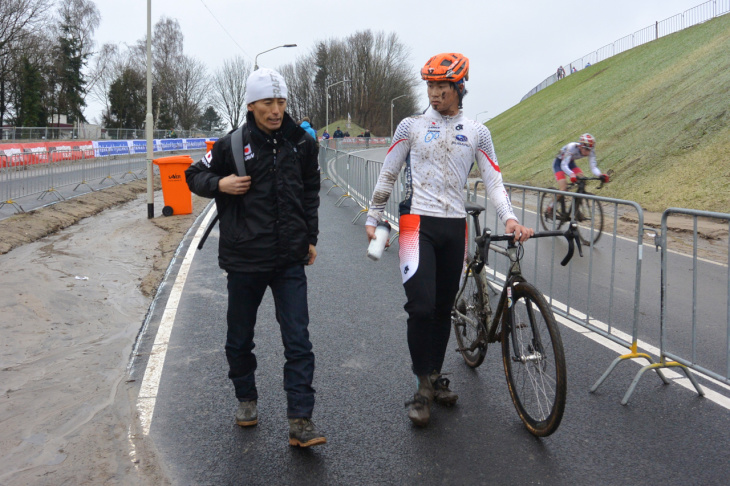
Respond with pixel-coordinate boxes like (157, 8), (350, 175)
(130, 183), (730, 485)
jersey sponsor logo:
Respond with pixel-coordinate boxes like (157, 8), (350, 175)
(456, 135), (468, 142)
(455, 124), (464, 130)
(244, 144), (254, 161)
(202, 151), (212, 167)
(424, 131), (440, 143)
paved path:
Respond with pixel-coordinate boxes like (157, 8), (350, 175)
(129, 184), (730, 485)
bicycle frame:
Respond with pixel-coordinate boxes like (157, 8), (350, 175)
(455, 207), (581, 348)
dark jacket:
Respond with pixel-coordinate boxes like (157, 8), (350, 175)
(185, 111), (320, 272)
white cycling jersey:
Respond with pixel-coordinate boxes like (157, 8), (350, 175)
(366, 106), (517, 226)
(557, 142), (602, 177)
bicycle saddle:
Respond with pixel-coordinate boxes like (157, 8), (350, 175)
(464, 201), (485, 216)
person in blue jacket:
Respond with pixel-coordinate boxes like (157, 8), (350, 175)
(299, 117), (317, 141)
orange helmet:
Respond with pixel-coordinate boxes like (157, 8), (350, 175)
(421, 53), (469, 83)
(579, 133), (595, 149)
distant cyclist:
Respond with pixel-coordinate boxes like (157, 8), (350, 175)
(545, 133), (609, 218)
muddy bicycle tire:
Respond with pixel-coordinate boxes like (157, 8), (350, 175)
(501, 282), (566, 437)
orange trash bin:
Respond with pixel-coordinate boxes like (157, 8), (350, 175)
(153, 155), (193, 216)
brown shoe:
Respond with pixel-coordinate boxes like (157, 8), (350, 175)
(430, 373), (458, 406)
(405, 375), (434, 426)
(235, 400), (258, 427)
(288, 418), (326, 447)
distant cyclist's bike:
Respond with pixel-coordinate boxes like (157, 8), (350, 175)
(452, 201), (582, 437)
(538, 176), (608, 246)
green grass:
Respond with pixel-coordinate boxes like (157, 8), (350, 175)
(487, 14), (730, 213)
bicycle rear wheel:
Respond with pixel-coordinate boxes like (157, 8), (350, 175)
(501, 282), (566, 437)
(571, 192), (604, 246)
(452, 260), (488, 368)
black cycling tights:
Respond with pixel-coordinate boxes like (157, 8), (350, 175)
(399, 214), (466, 376)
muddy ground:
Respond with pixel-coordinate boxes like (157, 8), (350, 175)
(0, 178), (208, 485)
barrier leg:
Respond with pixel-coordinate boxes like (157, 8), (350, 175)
(621, 359), (703, 405)
(591, 342), (669, 393)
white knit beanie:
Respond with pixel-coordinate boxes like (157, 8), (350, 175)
(245, 68), (288, 105)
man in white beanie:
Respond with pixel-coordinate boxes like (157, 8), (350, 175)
(186, 68), (325, 447)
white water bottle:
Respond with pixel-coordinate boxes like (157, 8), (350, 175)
(367, 221), (392, 261)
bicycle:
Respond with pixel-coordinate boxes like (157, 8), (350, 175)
(538, 176), (608, 246)
(451, 201), (582, 437)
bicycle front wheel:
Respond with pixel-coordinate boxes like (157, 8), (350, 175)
(452, 260), (488, 368)
(501, 282), (566, 437)
(538, 189), (564, 231)
(572, 192), (604, 246)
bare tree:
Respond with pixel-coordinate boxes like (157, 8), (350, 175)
(280, 30), (419, 135)
(173, 54), (209, 131)
(0, 0), (51, 126)
(211, 55), (250, 130)
(86, 42), (123, 120)
(151, 16), (184, 129)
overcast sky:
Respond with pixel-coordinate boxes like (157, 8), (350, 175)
(88, 0), (706, 129)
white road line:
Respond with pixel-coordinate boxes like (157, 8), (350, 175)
(137, 206), (216, 435)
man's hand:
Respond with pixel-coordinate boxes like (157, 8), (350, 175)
(218, 174), (251, 195)
(600, 173), (610, 183)
(569, 175), (578, 184)
(366, 224), (376, 242)
(505, 219), (534, 243)
(307, 244), (317, 265)
(365, 224), (389, 247)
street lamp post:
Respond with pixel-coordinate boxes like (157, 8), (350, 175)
(145, 0), (153, 218)
(325, 80), (350, 135)
(390, 94), (407, 138)
(254, 44), (297, 70)
(475, 110), (489, 124)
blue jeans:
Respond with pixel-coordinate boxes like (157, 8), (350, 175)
(225, 265), (315, 418)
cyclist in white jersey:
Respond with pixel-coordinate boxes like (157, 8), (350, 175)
(365, 53), (533, 427)
(545, 134), (610, 217)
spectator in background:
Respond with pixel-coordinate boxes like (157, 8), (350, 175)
(333, 127), (344, 138)
(299, 117), (317, 141)
(572, 66), (577, 73)
(344, 131), (350, 137)
(585, 62), (591, 68)
(322, 130), (330, 139)
(363, 128), (371, 148)
(557, 66), (565, 80)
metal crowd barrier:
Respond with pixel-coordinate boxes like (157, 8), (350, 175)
(466, 182), (673, 402)
(618, 209), (730, 402)
(0, 147), (204, 214)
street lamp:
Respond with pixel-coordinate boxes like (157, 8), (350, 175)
(390, 94), (407, 138)
(145, 0), (153, 218)
(475, 110), (489, 124)
(325, 80), (350, 135)
(254, 44), (297, 70)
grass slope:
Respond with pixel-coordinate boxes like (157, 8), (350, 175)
(488, 14), (730, 213)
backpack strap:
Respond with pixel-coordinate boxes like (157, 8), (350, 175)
(231, 125), (247, 176)
(199, 126), (246, 251)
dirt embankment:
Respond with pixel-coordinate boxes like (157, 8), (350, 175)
(0, 178), (209, 485)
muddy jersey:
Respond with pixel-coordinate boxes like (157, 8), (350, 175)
(557, 142), (601, 177)
(366, 107), (517, 226)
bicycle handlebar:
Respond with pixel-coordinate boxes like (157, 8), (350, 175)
(476, 223), (583, 267)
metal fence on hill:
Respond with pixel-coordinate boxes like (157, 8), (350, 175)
(521, 0), (730, 102)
